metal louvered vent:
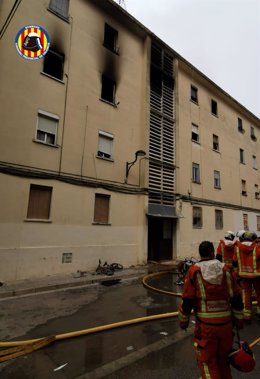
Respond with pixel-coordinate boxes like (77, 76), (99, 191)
(149, 43), (175, 205)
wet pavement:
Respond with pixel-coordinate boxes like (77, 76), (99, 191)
(0, 269), (259, 379)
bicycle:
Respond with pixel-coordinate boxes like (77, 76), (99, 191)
(174, 257), (198, 285)
(95, 259), (123, 276)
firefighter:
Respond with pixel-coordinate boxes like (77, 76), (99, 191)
(216, 231), (236, 267)
(178, 240), (243, 379)
(233, 230), (260, 322)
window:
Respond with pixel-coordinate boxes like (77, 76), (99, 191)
(238, 117), (244, 133)
(243, 213), (249, 230)
(241, 180), (247, 196)
(211, 99), (218, 116)
(252, 155), (257, 169)
(191, 123), (199, 142)
(239, 148), (245, 164)
(193, 206), (202, 228)
(250, 126), (257, 141)
(97, 131), (113, 160)
(214, 170), (221, 189)
(36, 111), (58, 145)
(27, 184), (52, 219)
(255, 184), (260, 199)
(104, 23), (118, 53)
(101, 75), (116, 104)
(191, 85), (198, 103)
(257, 215), (260, 231)
(192, 163), (200, 183)
(213, 134), (219, 151)
(43, 49), (64, 80)
(215, 209), (223, 229)
(49, 0), (69, 18)
(93, 194), (110, 224)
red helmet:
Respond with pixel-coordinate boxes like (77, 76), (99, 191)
(229, 341), (256, 372)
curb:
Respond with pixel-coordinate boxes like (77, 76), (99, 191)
(0, 270), (148, 299)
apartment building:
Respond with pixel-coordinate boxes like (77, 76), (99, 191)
(0, 0), (259, 281)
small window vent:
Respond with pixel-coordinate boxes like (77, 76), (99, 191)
(62, 252), (73, 263)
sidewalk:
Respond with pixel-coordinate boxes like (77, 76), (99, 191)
(0, 266), (151, 299)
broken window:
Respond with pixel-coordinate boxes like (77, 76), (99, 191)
(104, 23), (118, 53)
(43, 49), (64, 80)
(101, 75), (116, 103)
(27, 184), (52, 219)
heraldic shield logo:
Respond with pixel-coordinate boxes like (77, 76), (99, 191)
(15, 25), (50, 60)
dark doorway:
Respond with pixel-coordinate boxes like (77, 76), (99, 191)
(148, 217), (173, 261)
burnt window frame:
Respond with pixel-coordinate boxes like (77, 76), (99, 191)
(43, 49), (64, 81)
(101, 75), (116, 105)
(103, 23), (119, 54)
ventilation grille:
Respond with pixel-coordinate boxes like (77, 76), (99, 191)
(149, 43), (175, 205)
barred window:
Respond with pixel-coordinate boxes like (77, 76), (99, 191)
(193, 206), (202, 228)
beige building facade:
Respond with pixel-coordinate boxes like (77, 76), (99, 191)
(0, 0), (259, 281)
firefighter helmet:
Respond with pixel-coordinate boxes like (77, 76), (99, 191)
(242, 231), (257, 242)
(224, 231), (235, 241)
(236, 230), (245, 241)
(229, 341), (256, 372)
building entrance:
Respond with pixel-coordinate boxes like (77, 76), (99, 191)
(148, 218), (173, 261)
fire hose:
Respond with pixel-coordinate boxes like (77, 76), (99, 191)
(0, 271), (259, 367)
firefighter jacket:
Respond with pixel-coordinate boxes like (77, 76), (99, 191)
(233, 241), (260, 278)
(216, 239), (236, 267)
(178, 258), (243, 328)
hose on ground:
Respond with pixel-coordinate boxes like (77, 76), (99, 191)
(0, 270), (259, 365)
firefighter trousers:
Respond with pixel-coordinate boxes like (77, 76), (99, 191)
(193, 320), (233, 379)
(241, 277), (260, 320)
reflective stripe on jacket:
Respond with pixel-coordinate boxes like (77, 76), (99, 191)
(234, 243), (260, 278)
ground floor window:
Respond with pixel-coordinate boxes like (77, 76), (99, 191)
(27, 184), (52, 219)
(215, 209), (223, 229)
(93, 193), (110, 224)
(193, 206), (202, 228)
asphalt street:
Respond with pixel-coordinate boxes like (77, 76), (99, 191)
(0, 271), (259, 379)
